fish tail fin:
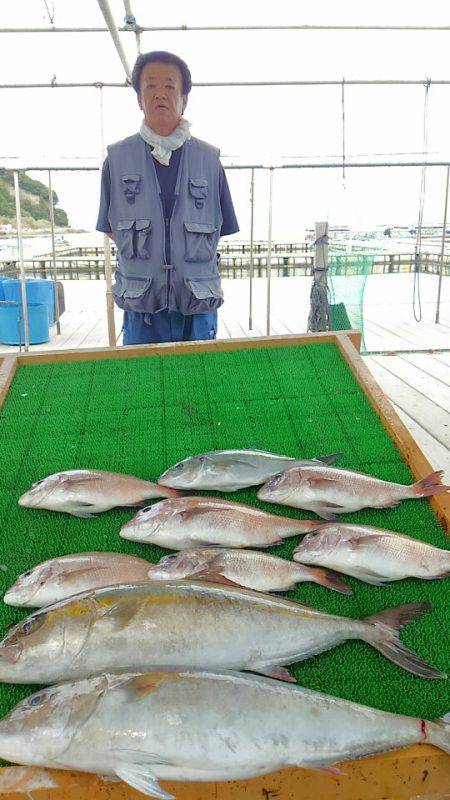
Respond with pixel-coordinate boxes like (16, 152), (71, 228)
(157, 485), (181, 499)
(315, 452), (343, 465)
(427, 712), (450, 753)
(412, 470), (450, 498)
(307, 566), (352, 595)
(363, 602), (446, 679)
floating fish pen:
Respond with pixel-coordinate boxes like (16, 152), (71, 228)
(0, 332), (448, 799)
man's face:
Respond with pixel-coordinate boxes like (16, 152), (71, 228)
(138, 61), (187, 136)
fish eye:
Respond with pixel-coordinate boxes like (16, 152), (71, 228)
(169, 463), (184, 473)
(22, 570), (33, 578)
(31, 479), (45, 489)
(159, 554), (177, 567)
(20, 614), (45, 637)
(28, 693), (44, 707)
(266, 472), (283, 489)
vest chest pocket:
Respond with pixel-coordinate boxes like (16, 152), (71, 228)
(184, 221), (217, 262)
(116, 219), (152, 260)
(189, 178), (208, 200)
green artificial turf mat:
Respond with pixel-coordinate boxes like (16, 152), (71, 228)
(0, 342), (448, 755)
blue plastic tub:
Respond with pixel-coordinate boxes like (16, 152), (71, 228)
(2, 279), (55, 324)
(0, 275), (10, 301)
(0, 301), (50, 345)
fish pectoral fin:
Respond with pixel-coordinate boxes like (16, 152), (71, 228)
(190, 567), (241, 588)
(100, 598), (147, 630)
(115, 765), (174, 799)
(252, 665), (296, 683)
(71, 510), (96, 519)
(179, 507), (217, 522)
(61, 472), (98, 487)
(309, 503), (343, 521)
(299, 760), (346, 777)
(69, 501), (97, 519)
(349, 534), (386, 549)
(352, 572), (391, 586)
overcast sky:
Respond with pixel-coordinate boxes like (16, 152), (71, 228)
(1, 1), (450, 239)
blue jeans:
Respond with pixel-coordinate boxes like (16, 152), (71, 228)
(123, 310), (218, 345)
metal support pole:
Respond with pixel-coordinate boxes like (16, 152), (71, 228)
(308, 221), (330, 332)
(97, 0), (132, 82)
(435, 165), (450, 324)
(266, 168), (274, 336)
(123, 0), (141, 54)
(13, 171), (30, 351)
(98, 86), (116, 347)
(249, 168), (255, 330)
(48, 170), (61, 334)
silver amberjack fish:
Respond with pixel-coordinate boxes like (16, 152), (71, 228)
(0, 582), (444, 685)
(0, 669), (448, 799)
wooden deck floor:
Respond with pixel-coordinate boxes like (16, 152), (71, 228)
(1, 275), (449, 483)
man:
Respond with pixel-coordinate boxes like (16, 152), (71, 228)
(96, 50), (239, 345)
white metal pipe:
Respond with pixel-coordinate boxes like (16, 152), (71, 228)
(123, 0), (141, 54)
(96, 0), (132, 82)
(98, 85), (116, 347)
(13, 171), (30, 351)
(2, 24), (450, 32)
(266, 169), (274, 336)
(435, 165), (450, 324)
(4, 161), (450, 171)
(249, 168), (255, 330)
(47, 170), (61, 334)
(3, 79), (450, 89)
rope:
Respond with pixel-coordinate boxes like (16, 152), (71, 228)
(42, 0), (55, 24)
(308, 282), (330, 332)
(413, 78), (431, 322)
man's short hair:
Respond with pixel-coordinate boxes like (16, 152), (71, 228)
(131, 51), (192, 95)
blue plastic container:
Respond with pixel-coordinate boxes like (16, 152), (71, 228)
(2, 279), (55, 324)
(0, 302), (50, 345)
(0, 275), (10, 301)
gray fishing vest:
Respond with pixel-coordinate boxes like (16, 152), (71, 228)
(107, 133), (224, 315)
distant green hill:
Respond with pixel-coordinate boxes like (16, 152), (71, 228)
(0, 169), (69, 229)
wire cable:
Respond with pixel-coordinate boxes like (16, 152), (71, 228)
(341, 78), (346, 185)
(42, 1), (55, 25)
(413, 78), (431, 322)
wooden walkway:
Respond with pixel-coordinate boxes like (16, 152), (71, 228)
(1, 275), (449, 483)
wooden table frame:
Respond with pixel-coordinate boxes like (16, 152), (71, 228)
(0, 331), (448, 799)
